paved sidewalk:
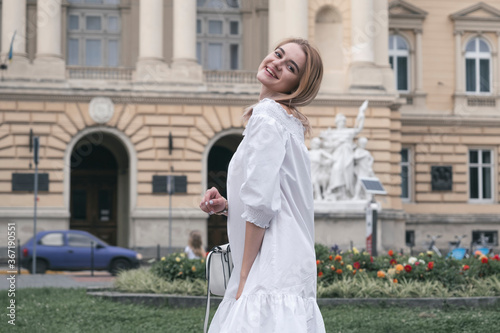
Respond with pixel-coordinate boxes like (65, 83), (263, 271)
(0, 271), (115, 290)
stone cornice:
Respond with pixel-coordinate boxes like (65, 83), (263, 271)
(406, 213), (500, 224)
(402, 113), (500, 127)
(0, 88), (403, 108)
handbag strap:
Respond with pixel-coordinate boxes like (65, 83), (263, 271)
(204, 248), (215, 333)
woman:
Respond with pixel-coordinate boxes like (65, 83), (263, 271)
(185, 230), (206, 259)
(200, 38), (325, 332)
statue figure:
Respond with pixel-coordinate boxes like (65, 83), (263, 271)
(322, 101), (368, 201)
(353, 137), (375, 200)
(309, 137), (334, 200)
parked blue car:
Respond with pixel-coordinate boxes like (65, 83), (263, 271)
(21, 230), (141, 275)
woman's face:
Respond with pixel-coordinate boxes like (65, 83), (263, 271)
(257, 43), (306, 95)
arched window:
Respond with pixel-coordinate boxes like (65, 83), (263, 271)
(465, 37), (491, 93)
(388, 35), (409, 92)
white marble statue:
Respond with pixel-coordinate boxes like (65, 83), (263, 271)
(309, 137), (334, 200)
(320, 101), (368, 201)
(353, 136), (375, 200)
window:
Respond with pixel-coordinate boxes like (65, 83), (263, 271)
(400, 148), (411, 200)
(465, 38), (491, 94)
(472, 230), (498, 246)
(39, 233), (64, 246)
(389, 35), (409, 92)
(197, 0), (242, 70)
(68, 233), (94, 247)
(469, 149), (493, 201)
(405, 230), (415, 247)
(67, 1), (121, 67)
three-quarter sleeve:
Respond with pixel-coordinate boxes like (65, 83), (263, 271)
(239, 113), (286, 228)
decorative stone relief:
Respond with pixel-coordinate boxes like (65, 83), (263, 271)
(89, 97), (115, 124)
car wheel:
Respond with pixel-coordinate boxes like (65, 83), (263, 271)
(110, 258), (131, 276)
(28, 259), (48, 274)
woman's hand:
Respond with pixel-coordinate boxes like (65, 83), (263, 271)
(199, 187), (226, 215)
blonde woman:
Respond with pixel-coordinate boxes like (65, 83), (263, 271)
(200, 38), (325, 332)
(185, 230), (205, 259)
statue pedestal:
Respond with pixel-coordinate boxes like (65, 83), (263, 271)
(314, 201), (406, 255)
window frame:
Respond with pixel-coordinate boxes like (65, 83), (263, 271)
(468, 148), (495, 203)
(66, 4), (121, 68)
(389, 34), (411, 93)
(465, 37), (492, 95)
(196, 6), (242, 71)
(400, 147), (413, 202)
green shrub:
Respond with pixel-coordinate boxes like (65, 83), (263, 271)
(150, 252), (206, 282)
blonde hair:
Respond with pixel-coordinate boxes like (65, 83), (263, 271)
(243, 38), (324, 135)
(188, 230), (205, 259)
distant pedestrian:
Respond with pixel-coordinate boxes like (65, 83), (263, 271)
(185, 230), (206, 259)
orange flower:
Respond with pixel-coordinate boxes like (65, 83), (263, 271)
(377, 271), (386, 278)
(334, 255), (342, 262)
(316, 260), (320, 265)
(330, 265), (335, 271)
(395, 264), (404, 272)
(353, 269), (357, 275)
(336, 269), (343, 275)
(463, 265), (470, 271)
(341, 261), (344, 266)
(393, 278), (398, 283)
(427, 262), (434, 270)
(318, 271), (323, 277)
(388, 250), (394, 257)
(329, 255), (333, 261)
(481, 257), (489, 264)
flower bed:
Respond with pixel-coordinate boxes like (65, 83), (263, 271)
(314, 244), (500, 289)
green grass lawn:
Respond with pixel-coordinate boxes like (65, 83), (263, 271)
(2, 288), (499, 333)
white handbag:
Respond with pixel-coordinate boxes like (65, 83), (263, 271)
(204, 243), (234, 333)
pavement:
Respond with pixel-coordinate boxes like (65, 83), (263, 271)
(0, 267), (115, 290)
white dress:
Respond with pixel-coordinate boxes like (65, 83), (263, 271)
(208, 98), (326, 333)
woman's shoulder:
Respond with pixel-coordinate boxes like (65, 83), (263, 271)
(252, 98), (304, 140)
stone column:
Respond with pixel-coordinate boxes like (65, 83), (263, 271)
(415, 29), (423, 93)
(268, 0), (308, 51)
(171, 0), (202, 82)
(33, 0), (65, 80)
(348, 0), (382, 91)
(135, 0), (170, 82)
(373, 0), (395, 93)
(1, 0), (30, 78)
(455, 31), (464, 94)
(496, 32), (500, 94)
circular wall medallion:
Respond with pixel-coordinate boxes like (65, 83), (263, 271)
(89, 97), (114, 124)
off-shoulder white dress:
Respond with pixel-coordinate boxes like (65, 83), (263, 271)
(208, 98), (325, 333)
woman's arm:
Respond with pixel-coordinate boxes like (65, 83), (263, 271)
(236, 221), (266, 300)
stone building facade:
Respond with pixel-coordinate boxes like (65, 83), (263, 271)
(0, 0), (498, 256)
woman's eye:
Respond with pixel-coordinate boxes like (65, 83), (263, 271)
(288, 65), (295, 73)
(274, 51), (281, 58)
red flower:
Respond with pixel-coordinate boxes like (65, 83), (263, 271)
(427, 262), (434, 270)
(414, 261), (420, 266)
(493, 254), (500, 261)
(316, 260), (320, 265)
(370, 256), (374, 263)
(336, 269), (343, 275)
(353, 261), (361, 269)
(334, 255), (342, 262)
(481, 257), (489, 264)
(318, 271), (323, 277)
(390, 259), (397, 266)
(329, 255), (333, 261)
(388, 250), (394, 257)
(463, 265), (470, 271)
(404, 264), (412, 273)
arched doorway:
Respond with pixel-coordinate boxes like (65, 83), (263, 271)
(207, 133), (243, 249)
(69, 132), (130, 246)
